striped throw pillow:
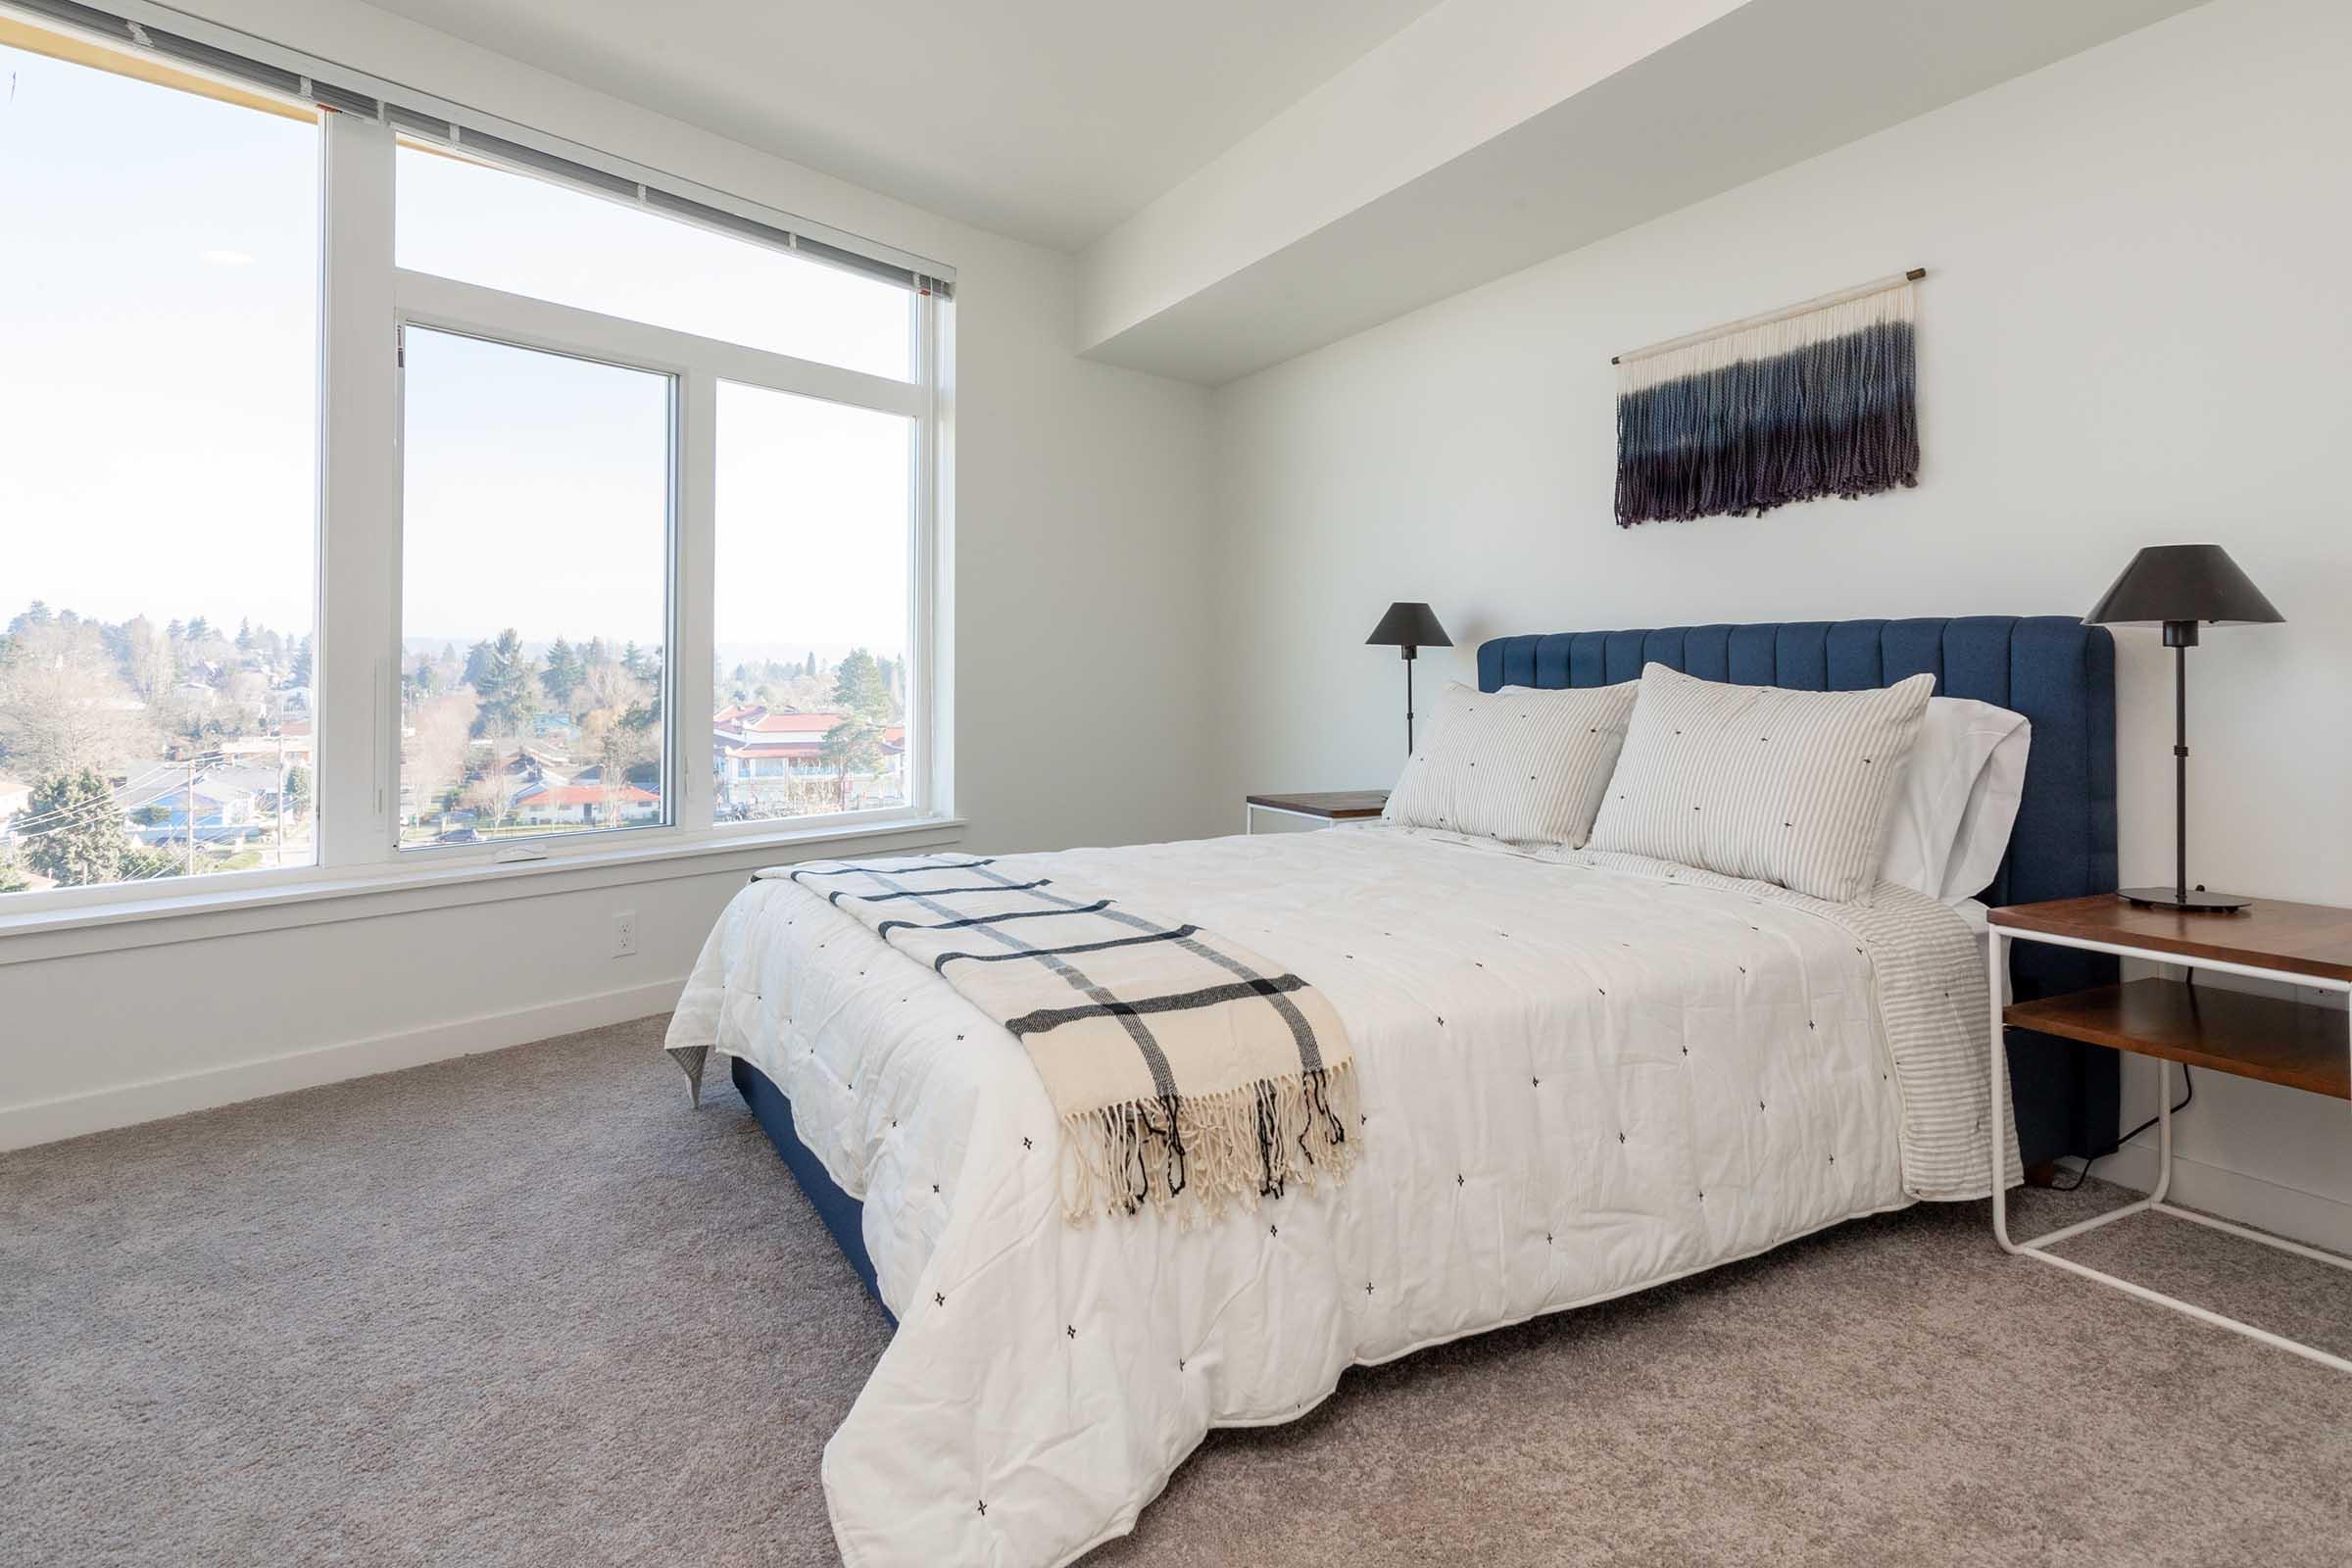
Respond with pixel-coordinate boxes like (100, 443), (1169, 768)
(1588, 663), (1936, 902)
(1382, 680), (1639, 846)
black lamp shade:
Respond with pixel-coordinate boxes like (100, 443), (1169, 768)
(1366, 602), (1451, 651)
(2085, 544), (2283, 628)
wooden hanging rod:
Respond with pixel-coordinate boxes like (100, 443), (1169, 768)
(1611, 268), (1927, 367)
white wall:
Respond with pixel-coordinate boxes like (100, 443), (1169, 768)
(1210, 0), (2352, 1246)
(0, 0), (1222, 1146)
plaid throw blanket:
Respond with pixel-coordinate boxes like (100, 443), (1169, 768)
(771, 854), (1360, 1223)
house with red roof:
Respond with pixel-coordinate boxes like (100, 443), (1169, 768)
(712, 706), (906, 815)
(510, 779), (662, 827)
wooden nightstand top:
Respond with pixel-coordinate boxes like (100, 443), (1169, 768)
(1989, 894), (2352, 986)
(1244, 790), (1390, 820)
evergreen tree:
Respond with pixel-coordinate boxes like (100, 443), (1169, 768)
(23, 769), (123, 888)
(9, 602), (54, 635)
(541, 636), (583, 708)
(185, 616), (211, 643)
(235, 617), (255, 652)
(621, 640), (648, 679)
(470, 628), (541, 737)
(291, 635), (315, 687)
(805, 651), (818, 678)
(284, 764), (313, 821)
(583, 636), (611, 670)
(830, 647), (893, 722)
(463, 638), (496, 692)
(818, 715), (882, 809)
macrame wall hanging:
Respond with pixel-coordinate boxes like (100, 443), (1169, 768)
(1613, 268), (1922, 527)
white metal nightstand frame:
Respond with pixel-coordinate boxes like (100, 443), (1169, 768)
(1987, 925), (2352, 1373)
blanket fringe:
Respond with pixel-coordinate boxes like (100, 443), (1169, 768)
(1058, 1060), (1362, 1226)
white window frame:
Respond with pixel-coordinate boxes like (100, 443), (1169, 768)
(0, 15), (955, 943)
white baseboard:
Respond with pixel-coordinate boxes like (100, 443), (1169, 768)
(0, 975), (687, 1152)
(2098, 1141), (2352, 1256)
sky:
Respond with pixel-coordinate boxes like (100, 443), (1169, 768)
(1, 36), (914, 662)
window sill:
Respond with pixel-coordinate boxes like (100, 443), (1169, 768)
(0, 814), (966, 965)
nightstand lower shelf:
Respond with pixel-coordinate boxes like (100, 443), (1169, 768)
(1986, 921), (2352, 1374)
(2004, 978), (2349, 1101)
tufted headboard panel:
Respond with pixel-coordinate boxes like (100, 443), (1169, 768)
(1478, 615), (2120, 1165)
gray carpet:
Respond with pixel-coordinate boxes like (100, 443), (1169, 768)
(6, 1019), (2350, 1567)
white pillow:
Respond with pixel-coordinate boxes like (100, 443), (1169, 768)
(1878, 697), (2033, 902)
(1588, 663), (1936, 902)
(1940, 719), (2031, 902)
(1382, 680), (1639, 846)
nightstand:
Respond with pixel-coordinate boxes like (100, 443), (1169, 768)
(1987, 895), (2352, 1371)
(1243, 791), (1388, 835)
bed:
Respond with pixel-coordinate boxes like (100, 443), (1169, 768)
(664, 615), (2117, 1568)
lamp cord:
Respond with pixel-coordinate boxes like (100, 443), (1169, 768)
(2047, 968), (2196, 1193)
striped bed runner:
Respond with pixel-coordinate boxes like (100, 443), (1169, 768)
(769, 854), (1360, 1224)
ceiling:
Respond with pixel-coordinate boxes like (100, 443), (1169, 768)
(360, 0), (1443, 252)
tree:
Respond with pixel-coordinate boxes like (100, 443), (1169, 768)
(9, 602), (56, 636)
(407, 690), (478, 819)
(235, 617), (255, 653)
(541, 636), (583, 709)
(583, 636), (610, 671)
(283, 764), (313, 821)
(21, 768), (124, 887)
(818, 715), (882, 809)
(117, 615), (177, 704)
(118, 842), (184, 881)
(291, 635), (315, 688)
(470, 628), (540, 738)
(461, 768), (524, 829)
(462, 638), (496, 693)
(0, 843), (30, 893)
(831, 647), (893, 722)
(0, 619), (141, 780)
(621, 640), (649, 679)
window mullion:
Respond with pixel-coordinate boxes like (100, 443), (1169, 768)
(315, 109), (400, 870)
(676, 369), (717, 833)
(920, 291), (955, 822)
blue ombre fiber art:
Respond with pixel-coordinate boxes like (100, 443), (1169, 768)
(1613, 272), (1921, 526)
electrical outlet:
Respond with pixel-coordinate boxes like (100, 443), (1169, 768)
(612, 909), (638, 958)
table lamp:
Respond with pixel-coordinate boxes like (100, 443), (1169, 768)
(2084, 543), (2282, 912)
(1365, 602), (1451, 754)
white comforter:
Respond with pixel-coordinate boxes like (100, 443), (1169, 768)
(666, 825), (2004, 1568)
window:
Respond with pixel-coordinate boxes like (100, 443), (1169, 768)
(0, 25), (320, 897)
(398, 330), (674, 847)
(396, 142), (915, 382)
(0, 8), (948, 913)
(713, 384), (913, 822)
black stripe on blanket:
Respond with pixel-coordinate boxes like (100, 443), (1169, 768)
(1005, 974), (1311, 1039)
(786, 858), (997, 878)
(931, 924), (1201, 972)
(876, 900), (1112, 939)
(827, 878), (1050, 906)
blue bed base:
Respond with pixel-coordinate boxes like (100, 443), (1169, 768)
(731, 1054), (895, 1323)
(1479, 614), (2120, 1166)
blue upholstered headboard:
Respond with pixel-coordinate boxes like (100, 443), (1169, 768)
(1477, 615), (2120, 1164)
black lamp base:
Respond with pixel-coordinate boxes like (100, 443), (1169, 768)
(2117, 886), (2254, 913)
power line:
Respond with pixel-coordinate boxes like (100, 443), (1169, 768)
(2, 753), (234, 840)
